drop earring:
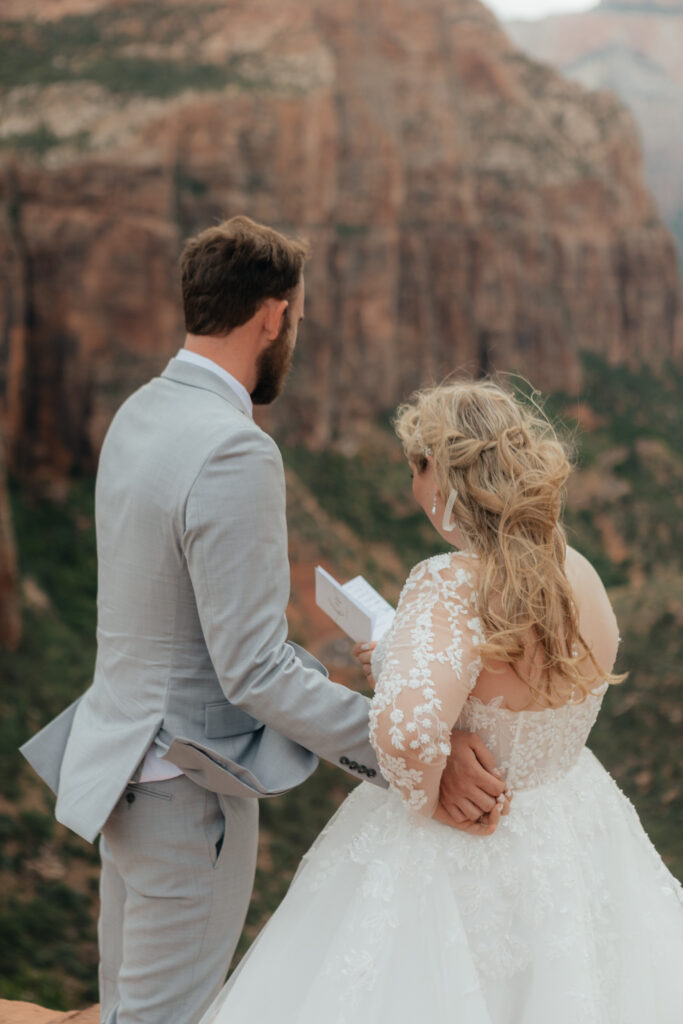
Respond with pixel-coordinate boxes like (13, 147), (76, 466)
(431, 490), (437, 516)
(442, 490), (457, 532)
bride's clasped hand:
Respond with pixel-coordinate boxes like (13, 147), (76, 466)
(355, 638), (512, 834)
(396, 722), (512, 836)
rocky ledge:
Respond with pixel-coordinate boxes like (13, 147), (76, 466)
(0, 1001), (98, 1024)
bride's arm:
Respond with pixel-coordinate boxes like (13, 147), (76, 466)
(369, 558), (484, 818)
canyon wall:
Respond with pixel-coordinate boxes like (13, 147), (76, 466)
(0, 0), (680, 477)
(507, 0), (683, 263)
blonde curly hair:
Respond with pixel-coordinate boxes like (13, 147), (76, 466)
(394, 379), (623, 707)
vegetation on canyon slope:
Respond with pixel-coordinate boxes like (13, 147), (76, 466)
(0, 6), (290, 102)
(0, 356), (681, 1009)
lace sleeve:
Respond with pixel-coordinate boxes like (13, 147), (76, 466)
(368, 554), (483, 816)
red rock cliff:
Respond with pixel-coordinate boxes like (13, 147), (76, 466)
(0, 0), (680, 473)
(507, 0), (683, 255)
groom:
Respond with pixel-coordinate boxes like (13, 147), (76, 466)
(21, 216), (507, 1024)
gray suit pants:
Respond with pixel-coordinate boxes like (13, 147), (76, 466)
(99, 773), (258, 1024)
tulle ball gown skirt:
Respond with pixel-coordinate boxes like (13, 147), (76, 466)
(201, 748), (683, 1024)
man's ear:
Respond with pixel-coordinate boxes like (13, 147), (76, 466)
(262, 297), (289, 341)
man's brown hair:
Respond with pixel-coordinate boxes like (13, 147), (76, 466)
(180, 215), (309, 336)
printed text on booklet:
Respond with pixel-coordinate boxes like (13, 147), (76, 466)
(314, 566), (395, 643)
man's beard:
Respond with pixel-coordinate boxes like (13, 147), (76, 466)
(250, 310), (295, 406)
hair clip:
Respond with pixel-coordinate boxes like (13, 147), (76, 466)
(415, 428), (432, 458)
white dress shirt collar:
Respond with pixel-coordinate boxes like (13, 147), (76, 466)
(175, 349), (253, 418)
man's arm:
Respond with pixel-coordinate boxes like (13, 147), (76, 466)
(182, 427), (385, 783)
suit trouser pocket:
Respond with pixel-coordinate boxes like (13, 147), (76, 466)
(201, 787), (225, 868)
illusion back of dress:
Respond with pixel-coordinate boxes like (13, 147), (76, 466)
(457, 691), (605, 792)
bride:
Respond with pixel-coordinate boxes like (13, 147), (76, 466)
(201, 380), (683, 1023)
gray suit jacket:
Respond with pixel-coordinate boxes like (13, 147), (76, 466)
(21, 358), (385, 842)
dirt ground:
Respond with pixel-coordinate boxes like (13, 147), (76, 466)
(0, 1002), (99, 1024)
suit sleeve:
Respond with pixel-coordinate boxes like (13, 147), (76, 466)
(182, 427), (385, 785)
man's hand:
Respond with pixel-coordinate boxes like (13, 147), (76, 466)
(438, 729), (511, 828)
(352, 641), (376, 689)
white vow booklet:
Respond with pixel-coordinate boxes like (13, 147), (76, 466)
(315, 566), (395, 643)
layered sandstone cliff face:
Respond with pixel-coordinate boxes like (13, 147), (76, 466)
(0, 0), (680, 474)
(507, 0), (683, 262)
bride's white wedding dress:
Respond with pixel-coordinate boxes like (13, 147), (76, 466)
(203, 553), (683, 1024)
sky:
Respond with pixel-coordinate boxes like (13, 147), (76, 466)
(486, 0), (597, 21)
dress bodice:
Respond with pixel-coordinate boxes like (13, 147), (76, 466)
(457, 690), (605, 791)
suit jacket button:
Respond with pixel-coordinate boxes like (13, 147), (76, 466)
(126, 792), (135, 804)
(358, 765), (367, 775)
(340, 756), (350, 766)
(349, 760), (358, 771)
(367, 769), (376, 778)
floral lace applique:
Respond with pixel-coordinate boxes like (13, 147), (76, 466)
(369, 553), (484, 814)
